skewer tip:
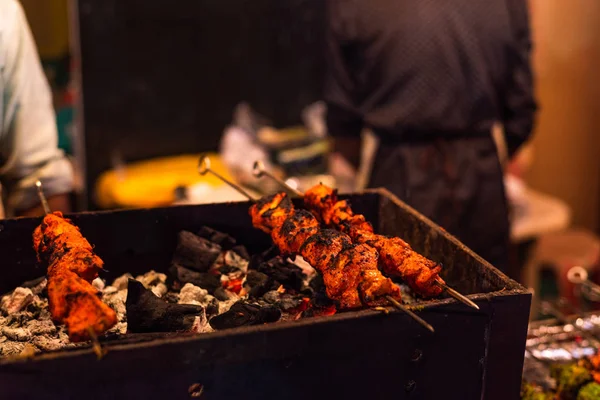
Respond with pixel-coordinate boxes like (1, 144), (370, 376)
(437, 281), (479, 310)
(35, 180), (52, 215)
(567, 266), (587, 284)
(198, 154), (211, 175)
(385, 296), (435, 333)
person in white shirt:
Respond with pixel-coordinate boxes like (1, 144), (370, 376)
(0, 0), (74, 217)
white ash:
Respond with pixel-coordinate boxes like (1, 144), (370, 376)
(190, 310), (212, 334)
(218, 299), (237, 314)
(112, 273), (133, 290)
(109, 322), (128, 335)
(135, 270), (167, 289)
(92, 277), (105, 291)
(178, 283), (212, 307)
(399, 284), (416, 304)
(290, 256), (317, 283)
(1, 287), (34, 314)
(135, 270), (168, 298)
(151, 283), (168, 298)
(101, 274), (131, 333)
(102, 286), (127, 324)
(224, 251), (249, 273)
(30, 278), (47, 295)
(1, 326), (32, 341)
(0, 280), (80, 357)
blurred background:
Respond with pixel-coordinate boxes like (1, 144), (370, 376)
(17, 0), (600, 304)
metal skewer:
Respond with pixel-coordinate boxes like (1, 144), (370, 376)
(252, 160), (479, 311)
(35, 180), (105, 359)
(35, 180), (52, 215)
(568, 266), (600, 303)
(199, 155), (434, 333)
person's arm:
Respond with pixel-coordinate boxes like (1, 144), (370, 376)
(0, 0), (74, 217)
(324, 0), (363, 170)
(502, 0), (538, 158)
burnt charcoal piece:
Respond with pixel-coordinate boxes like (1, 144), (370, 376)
(162, 292), (180, 304)
(231, 245), (250, 261)
(126, 279), (204, 333)
(206, 298), (220, 317)
(257, 257), (305, 292)
(248, 246), (280, 270)
(245, 270), (274, 298)
(169, 264), (221, 294)
(219, 265), (242, 275)
(172, 231), (222, 272)
(309, 274), (326, 293)
(213, 287), (233, 302)
(278, 294), (305, 312)
(196, 226), (236, 250)
(209, 301), (281, 330)
(312, 291), (336, 308)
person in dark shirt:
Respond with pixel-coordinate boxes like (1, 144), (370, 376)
(325, 0), (537, 271)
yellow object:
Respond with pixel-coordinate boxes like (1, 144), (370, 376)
(95, 153), (233, 209)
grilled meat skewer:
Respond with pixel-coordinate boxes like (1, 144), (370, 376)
(32, 182), (116, 343)
(250, 194), (402, 309)
(252, 162), (479, 309)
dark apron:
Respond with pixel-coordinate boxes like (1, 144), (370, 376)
(369, 134), (510, 272)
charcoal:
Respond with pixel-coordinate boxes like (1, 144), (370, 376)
(126, 279), (205, 334)
(309, 274), (326, 293)
(262, 290), (281, 304)
(312, 291), (335, 308)
(209, 301), (281, 330)
(248, 246), (279, 270)
(219, 265), (242, 275)
(278, 294), (305, 312)
(245, 270), (274, 298)
(257, 257), (305, 292)
(214, 287), (235, 302)
(169, 264), (221, 294)
(196, 226), (236, 249)
(231, 245), (250, 261)
(172, 231), (222, 272)
(206, 298), (220, 317)
(163, 293), (180, 304)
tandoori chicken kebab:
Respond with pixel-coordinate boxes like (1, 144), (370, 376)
(198, 155), (434, 332)
(252, 161), (479, 310)
(32, 181), (117, 343)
